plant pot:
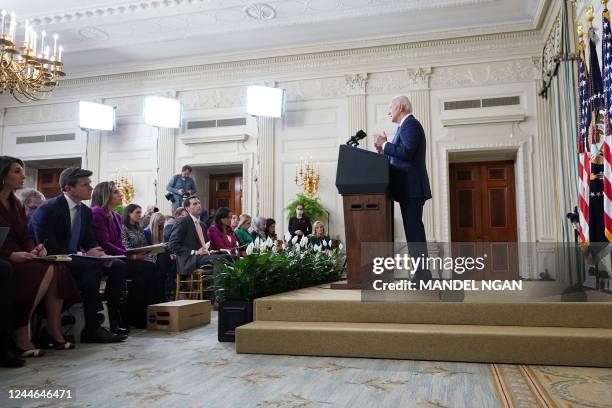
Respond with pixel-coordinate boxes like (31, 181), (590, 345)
(218, 300), (253, 342)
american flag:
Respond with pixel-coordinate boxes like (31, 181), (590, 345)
(602, 7), (612, 241)
(577, 34), (590, 243)
(588, 24), (606, 243)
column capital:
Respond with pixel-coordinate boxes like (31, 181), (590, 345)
(344, 73), (368, 95)
(406, 67), (432, 90)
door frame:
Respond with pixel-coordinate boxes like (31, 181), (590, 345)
(437, 134), (535, 279)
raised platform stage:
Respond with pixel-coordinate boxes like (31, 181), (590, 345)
(236, 284), (612, 367)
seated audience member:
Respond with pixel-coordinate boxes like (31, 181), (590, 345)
(162, 216), (175, 243)
(0, 156), (79, 355)
(309, 220), (331, 247)
(207, 207), (240, 256)
(144, 212), (165, 246)
(250, 216), (267, 241)
(168, 196), (228, 275)
(230, 214), (239, 230)
(235, 214), (254, 246)
(288, 203), (312, 237)
(164, 207), (188, 243)
(31, 167), (128, 343)
(0, 260), (24, 367)
(139, 205), (158, 229)
(91, 187), (158, 329)
(17, 188), (45, 221)
(265, 218), (277, 241)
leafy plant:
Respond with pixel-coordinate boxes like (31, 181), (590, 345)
(285, 194), (327, 222)
(214, 239), (344, 302)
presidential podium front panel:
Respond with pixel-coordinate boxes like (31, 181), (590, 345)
(334, 145), (393, 289)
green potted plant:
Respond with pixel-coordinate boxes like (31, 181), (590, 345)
(286, 194), (327, 221)
(214, 238), (344, 342)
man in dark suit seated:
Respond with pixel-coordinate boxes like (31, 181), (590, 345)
(30, 167), (128, 343)
(168, 196), (228, 276)
(373, 95), (432, 284)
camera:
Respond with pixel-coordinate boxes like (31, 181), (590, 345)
(164, 192), (175, 203)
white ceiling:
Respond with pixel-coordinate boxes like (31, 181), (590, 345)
(3, 0), (545, 77)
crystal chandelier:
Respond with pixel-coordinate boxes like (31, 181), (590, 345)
(0, 10), (65, 103)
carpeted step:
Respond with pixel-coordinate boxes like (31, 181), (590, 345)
(236, 320), (612, 367)
(254, 288), (612, 328)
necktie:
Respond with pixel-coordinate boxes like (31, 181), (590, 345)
(194, 220), (206, 249)
(68, 204), (82, 252)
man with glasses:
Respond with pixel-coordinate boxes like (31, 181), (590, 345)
(17, 188), (45, 221)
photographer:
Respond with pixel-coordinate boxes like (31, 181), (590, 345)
(166, 165), (196, 212)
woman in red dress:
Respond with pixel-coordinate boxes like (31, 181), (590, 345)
(0, 156), (78, 356)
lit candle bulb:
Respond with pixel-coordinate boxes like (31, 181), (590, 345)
(58, 45), (63, 62)
(8, 12), (15, 39)
(1, 10), (6, 36)
(40, 30), (46, 55)
(24, 19), (29, 45)
(53, 33), (57, 57)
(44, 45), (49, 59)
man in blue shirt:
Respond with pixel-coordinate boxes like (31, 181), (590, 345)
(166, 165), (197, 212)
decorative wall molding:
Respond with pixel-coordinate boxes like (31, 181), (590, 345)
(4, 103), (78, 126)
(179, 87), (246, 110)
(180, 134), (248, 145)
(281, 77), (346, 102)
(430, 59), (539, 89)
(441, 114), (527, 126)
(406, 67), (432, 90)
(0, 30), (542, 109)
(344, 73), (368, 96)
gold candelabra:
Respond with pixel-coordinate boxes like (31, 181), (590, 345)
(115, 173), (134, 206)
(294, 156), (320, 198)
(0, 10), (65, 103)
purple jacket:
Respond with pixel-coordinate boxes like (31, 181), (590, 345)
(91, 206), (127, 256)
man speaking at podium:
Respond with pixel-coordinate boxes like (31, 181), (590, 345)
(373, 95), (432, 284)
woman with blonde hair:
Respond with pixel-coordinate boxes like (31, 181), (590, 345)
(145, 212), (165, 245)
(308, 220), (331, 247)
(91, 183), (159, 328)
(235, 214), (254, 246)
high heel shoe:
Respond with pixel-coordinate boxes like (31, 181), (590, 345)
(40, 331), (75, 351)
(14, 346), (44, 358)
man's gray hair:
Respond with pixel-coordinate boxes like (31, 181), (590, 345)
(393, 95), (413, 114)
(17, 188), (45, 205)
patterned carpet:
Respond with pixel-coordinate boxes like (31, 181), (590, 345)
(1, 312), (611, 407)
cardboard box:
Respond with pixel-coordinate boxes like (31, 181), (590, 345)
(147, 300), (211, 332)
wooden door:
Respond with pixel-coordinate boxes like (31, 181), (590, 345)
(208, 173), (242, 216)
(37, 168), (64, 199)
(449, 161), (518, 280)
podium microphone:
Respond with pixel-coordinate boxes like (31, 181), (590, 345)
(347, 130), (367, 146)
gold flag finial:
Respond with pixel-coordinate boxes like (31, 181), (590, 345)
(578, 23), (585, 39)
(587, 6), (595, 25)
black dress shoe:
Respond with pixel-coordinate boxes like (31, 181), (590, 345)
(1, 348), (26, 368)
(110, 323), (129, 336)
(81, 327), (127, 343)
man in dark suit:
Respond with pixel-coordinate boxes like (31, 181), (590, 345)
(30, 167), (127, 343)
(168, 195), (225, 276)
(373, 96), (432, 284)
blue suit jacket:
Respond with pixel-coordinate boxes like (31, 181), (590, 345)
(383, 115), (432, 202)
(29, 194), (98, 255)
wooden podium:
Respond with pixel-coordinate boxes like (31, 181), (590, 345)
(332, 145), (393, 289)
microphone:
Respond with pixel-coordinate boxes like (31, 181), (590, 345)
(346, 130), (367, 146)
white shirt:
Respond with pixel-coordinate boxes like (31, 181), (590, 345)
(190, 214), (200, 224)
(64, 193), (80, 229)
(382, 114), (413, 151)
